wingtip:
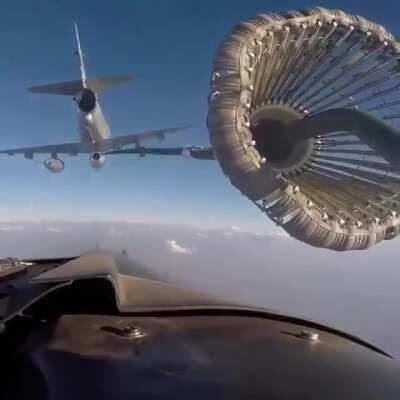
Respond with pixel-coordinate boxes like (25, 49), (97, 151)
(178, 125), (192, 131)
(27, 86), (38, 93)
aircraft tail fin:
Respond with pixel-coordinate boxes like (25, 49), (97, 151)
(74, 22), (87, 87)
(72, 23), (134, 93)
(27, 23), (134, 96)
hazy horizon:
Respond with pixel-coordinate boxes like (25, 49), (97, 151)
(1, 219), (399, 358)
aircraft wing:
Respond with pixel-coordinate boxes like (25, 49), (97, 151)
(0, 127), (189, 158)
(0, 142), (90, 158)
(110, 126), (189, 149)
(106, 146), (215, 160)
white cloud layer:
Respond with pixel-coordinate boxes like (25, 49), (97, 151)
(166, 239), (196, 254)
(108, 227), (123, 236)
(196, 232), (207, 238)
(45, 226), (64, 233)
(0, 224), (30, 231)
(219, 224), (289, 238)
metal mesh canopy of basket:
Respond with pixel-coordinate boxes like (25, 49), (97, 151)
(208, 7), (400, 251)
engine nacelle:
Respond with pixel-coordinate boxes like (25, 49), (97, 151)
(181, 147), (192, 158)
(89, 152), (106, 170)
(43, 158), (64, 173)
(181, 146), (214, 160)
(77, 88), (96, 113)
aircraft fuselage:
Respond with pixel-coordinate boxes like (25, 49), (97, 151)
(76, 90), (112, 152)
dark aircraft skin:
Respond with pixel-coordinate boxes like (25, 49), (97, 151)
(0, 250), (399, 399)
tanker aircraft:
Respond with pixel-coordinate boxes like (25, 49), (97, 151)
(0, 23), (187, 172)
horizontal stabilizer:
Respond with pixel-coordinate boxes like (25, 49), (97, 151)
(86, 74), (135, 93)
(28, 80), (83, 96)
(28, 74), (134, 96)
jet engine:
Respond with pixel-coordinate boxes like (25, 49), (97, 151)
(208, 8), (400, 251)
(43, 158), (65, 173)
(181, 147), (192, 158)
(89, 152), (106, 169)
(77, 88), (96, 113)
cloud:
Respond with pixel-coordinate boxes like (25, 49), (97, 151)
(166, 239), (196, 255)
(196, 232), (207, 238)
(271, 230), (290, 238)
(0, 224), (30, 231)
(108, 227), (123, 236)
(220, 225), (289, 238)
(45, 226), (64, 233)
(221, 225), (247, 237)
(253, 230), (290, 238)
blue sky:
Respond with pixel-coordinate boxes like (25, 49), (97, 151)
(0, 0), (399, 228)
